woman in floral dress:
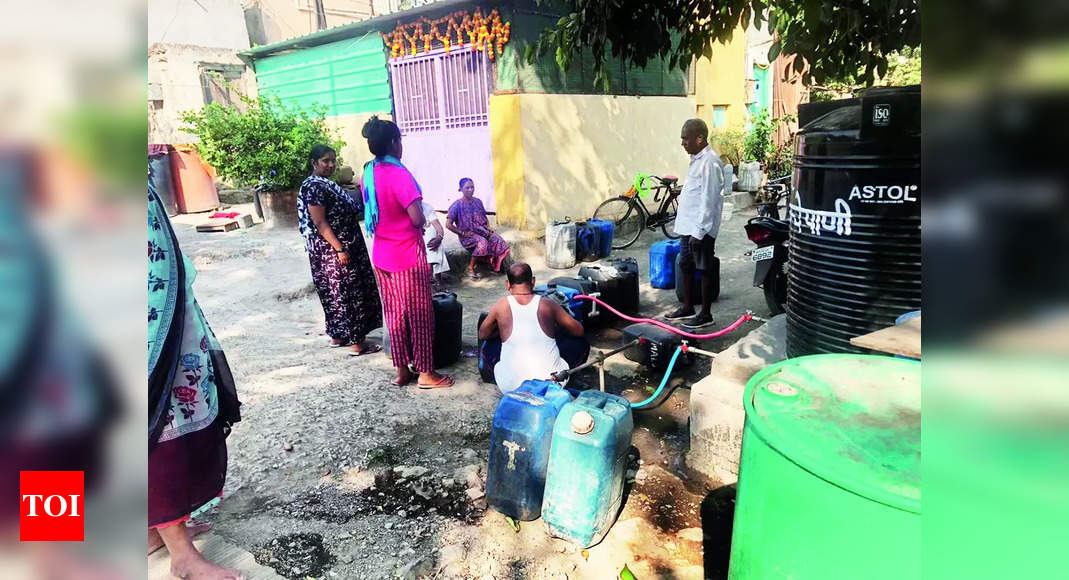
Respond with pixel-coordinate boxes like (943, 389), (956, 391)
(297, 145), (383, 356)
(149, 182), (243, 579)
(445, 178), (510, 279)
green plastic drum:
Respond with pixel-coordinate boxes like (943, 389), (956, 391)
(728, 354), (920, 579)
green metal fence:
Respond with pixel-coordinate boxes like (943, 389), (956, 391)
(253, 33), (392, 116)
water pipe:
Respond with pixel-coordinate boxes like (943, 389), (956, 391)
(550, 339), (641, 383)
(629, 341), (718, 409)
(630, 346), (684, 408)
(574, 295), (756, 340)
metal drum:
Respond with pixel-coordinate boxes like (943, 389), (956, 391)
(787, 85), (921, 357)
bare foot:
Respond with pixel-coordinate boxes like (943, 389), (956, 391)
(150, 522), (213, 556)
(149, 528), (164, 555)
(170, 551), (243, 580)
(493, 248), (510, 272)
(392, 366), (415, 386)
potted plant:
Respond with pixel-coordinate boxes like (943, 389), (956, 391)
(181, 96), (345, 229)
(738, 111), (797, 193)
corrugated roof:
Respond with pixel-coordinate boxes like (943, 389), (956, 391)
(241, 0), (477, 60)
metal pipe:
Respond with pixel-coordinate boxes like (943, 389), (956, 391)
(684, 346), (719, 359)
(550, 339), (641, 383)
(599, 365), (606, 392)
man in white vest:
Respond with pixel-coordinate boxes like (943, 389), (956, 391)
(479, 263), (585, 393)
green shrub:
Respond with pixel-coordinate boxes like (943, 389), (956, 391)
(180, 96), (344, 192)
(743, 111), (796, 171)
(766, 135), (796, 179)
(744, 111), (776, 164)
(708, 123), (746, 168)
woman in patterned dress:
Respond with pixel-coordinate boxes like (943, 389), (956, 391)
(445, 178), (510, 279)
(149, 182), (243, 579)
(297, 145), (383, 356)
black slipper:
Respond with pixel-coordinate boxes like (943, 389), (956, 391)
(348, 344), (383, 357)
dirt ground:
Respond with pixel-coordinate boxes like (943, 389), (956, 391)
(170, 202), (772, 580)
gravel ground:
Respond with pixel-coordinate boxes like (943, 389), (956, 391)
(170, 202), (772, 580)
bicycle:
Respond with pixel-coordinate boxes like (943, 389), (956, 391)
(756, 175), (791, 219)
(592, 175), (682, 250)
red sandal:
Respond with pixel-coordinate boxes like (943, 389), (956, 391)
(418, 375), (455, 389)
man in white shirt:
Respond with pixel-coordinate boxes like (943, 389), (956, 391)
(666, 118), (727, 329)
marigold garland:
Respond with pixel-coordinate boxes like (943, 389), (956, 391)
(384, 9), (511, 60)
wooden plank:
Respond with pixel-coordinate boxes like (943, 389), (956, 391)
(850, 316), (922, 359)
(196, 220), (240, 233)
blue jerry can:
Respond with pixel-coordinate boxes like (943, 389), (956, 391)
(542, 390), (634, 548)
(575, 222), (602, 262)
(588, 219), (615, 258)
(486, 380), (573, 521)
(649, 239), (681, 289)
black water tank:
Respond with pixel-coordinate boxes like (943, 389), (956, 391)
(787, 85), (921, 357)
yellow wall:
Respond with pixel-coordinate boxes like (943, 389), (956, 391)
(490, 94), (695, 230)
(326, 112), (393, 171)
(489, 95), (527, 227)
(693, 25), (748, 129)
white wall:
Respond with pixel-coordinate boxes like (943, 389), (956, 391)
(149, 0), (250, 49)
(245, 0), (374, 45)
(148, 44), (256, 144)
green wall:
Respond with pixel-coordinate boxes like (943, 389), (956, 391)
(497, 11), (686, 96)
(254, 33), (392, 116)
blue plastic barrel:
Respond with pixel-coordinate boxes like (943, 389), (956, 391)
(650, 239), (681, 289)
(486, 380), (573, 521)
(542, 390), (634, 547)
(588, 219), (615, 258)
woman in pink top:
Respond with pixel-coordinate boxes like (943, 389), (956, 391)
(360, 117), (454, 388)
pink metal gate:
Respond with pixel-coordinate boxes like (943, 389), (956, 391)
(389, 47), (496, 212)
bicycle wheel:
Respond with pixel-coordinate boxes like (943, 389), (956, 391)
(660, 195), (681, 239)
(593, 197), (645, 249)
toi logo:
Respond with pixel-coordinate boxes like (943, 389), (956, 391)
(20, 471), (84, 541)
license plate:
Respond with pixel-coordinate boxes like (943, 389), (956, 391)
(751, 246), (775, 262)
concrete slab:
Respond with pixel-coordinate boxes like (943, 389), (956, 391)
(148, 533), (285, 580)
(687, 314), (787, 484)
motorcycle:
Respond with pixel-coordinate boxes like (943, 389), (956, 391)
(745, 214), (790, 315)
(756, 175), (791, 219)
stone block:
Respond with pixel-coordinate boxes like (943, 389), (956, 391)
(687, 314), (786, 484)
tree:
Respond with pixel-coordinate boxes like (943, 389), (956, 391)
(810, 46), (921, 101)
(181, 96), (344, 192)
(526, 0), (920, 89)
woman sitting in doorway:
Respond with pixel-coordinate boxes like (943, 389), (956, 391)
(445, 178), (510, 279)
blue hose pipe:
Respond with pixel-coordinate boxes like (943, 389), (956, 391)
(631, 346), (683, 408)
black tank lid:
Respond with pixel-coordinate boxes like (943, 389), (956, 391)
(799, 84), (920, 140)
